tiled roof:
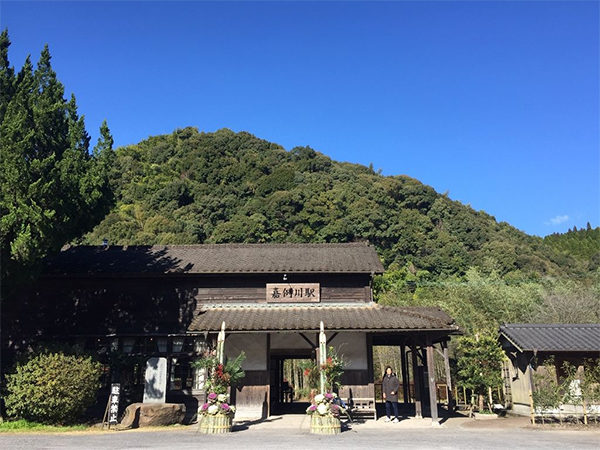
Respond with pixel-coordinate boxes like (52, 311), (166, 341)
(45, 243), (385, 275)
(188, 304), (459, 332)
(45, 243), (383, 274)
(499, 324), (600, 352)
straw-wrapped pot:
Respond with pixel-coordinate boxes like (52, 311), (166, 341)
(310, 414), (341, 434)
(198, 414), (233, 434)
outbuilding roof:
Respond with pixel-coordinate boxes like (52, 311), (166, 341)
(45, 243), (385, 275)
(188, 304), (459, 333)
(499, 323), (600, 353)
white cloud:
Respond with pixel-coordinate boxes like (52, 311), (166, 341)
(545, 214), (569, 226)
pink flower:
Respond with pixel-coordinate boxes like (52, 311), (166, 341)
(201, 403), (209, 411)
(221, 403), (230, 410)
(325, 393), (333, 400)
(308, 405), (317, 411)
(207, 392), (218, 401)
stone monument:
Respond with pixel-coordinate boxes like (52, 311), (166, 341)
(143, 357), (167, 403)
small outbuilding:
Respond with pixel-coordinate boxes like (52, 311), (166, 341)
(499, 323), (600, 416)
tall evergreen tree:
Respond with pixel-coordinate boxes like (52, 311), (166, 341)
(0, 32), (114, 288)
(0, 30), (15, 122)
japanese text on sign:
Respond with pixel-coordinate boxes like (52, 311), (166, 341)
(108, 383), (120, 425)
(266, 283), (320, 303)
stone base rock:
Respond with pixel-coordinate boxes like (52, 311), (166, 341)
(120, 403), (186, 428)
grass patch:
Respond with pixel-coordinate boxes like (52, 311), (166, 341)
(0, 419), (88, 433)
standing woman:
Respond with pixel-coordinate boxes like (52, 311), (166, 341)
(382, 366), (400, 423)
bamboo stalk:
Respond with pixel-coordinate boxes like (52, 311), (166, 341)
(528, 389), (535, 425)
(319, 321), (326, 395)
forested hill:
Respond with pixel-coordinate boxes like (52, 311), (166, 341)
(83, 127), (595, 279)
(544, 225), (600, 269)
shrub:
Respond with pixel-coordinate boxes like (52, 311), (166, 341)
(4, 352), (103, 424)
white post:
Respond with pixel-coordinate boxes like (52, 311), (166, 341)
(217, 321), (226, 365)
(319, 321), (327, 394)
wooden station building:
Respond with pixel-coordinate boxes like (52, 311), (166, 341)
(6, 243), (460, 422)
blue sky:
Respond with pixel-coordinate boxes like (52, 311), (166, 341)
(1, 1), (598, 237)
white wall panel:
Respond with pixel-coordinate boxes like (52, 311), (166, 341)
(330, 332), (367, 370)
(270, 332), (315, 350)
(224, 333), (267, 370)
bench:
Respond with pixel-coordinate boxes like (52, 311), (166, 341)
(345, 397), (377, 420)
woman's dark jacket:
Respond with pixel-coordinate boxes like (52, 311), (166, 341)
(382, 374), (400, 402)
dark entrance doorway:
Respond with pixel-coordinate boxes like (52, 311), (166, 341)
(269, 351), (313, 415)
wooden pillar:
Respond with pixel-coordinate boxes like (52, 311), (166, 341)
(411, 346), (422, 418)
(426, 339), (439, 423)
(279, 359), (284, 403)
(442, 343), (453, 412)
(266, 333), (271, 418)
(401, 344), (409, 404)
(366, 333), (376, 420)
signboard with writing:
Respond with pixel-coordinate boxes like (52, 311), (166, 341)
(108, 383), (120, 425)
(266, 283), (320, 303)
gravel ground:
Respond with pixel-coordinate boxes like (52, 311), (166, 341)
(1, 415), (599, 450)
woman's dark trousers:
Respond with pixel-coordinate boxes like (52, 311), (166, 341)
(385, 400), (399, 419)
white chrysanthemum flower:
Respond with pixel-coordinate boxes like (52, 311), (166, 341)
(207, 404), (219, 415)
(317, 403), (328, 415)
(230, 405), (236, 413)
(314, 394), (324, 403)
(217, 394), (227, 402)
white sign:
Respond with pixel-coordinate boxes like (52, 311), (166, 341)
(108, 383), (120, 425)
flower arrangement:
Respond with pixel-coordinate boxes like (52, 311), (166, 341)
(306, 392), (346, 417)
(199, 392), (236, 417)
(192, 350), (246, 394)
(300, 346), (345, 391)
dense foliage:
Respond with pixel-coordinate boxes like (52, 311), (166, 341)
(0, 30), (114, 290)
(82, 126), (595, 280)
(544, 224), (600, 272)
(377, 266), (600, 335)
(4, 352), (103, 424)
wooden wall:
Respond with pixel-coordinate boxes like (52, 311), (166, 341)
(232, 370), (269, 419)
(5, 272), (372, 340)
(191, 273), (371, 304)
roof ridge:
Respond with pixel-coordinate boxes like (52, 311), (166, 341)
(49, 243), (385, 275)
(199, 303), (379, 310)
(68, 242), (374, 250)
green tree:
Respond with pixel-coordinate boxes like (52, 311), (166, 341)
(0, 34), (114, 288)
(456, 334), (504, 411)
